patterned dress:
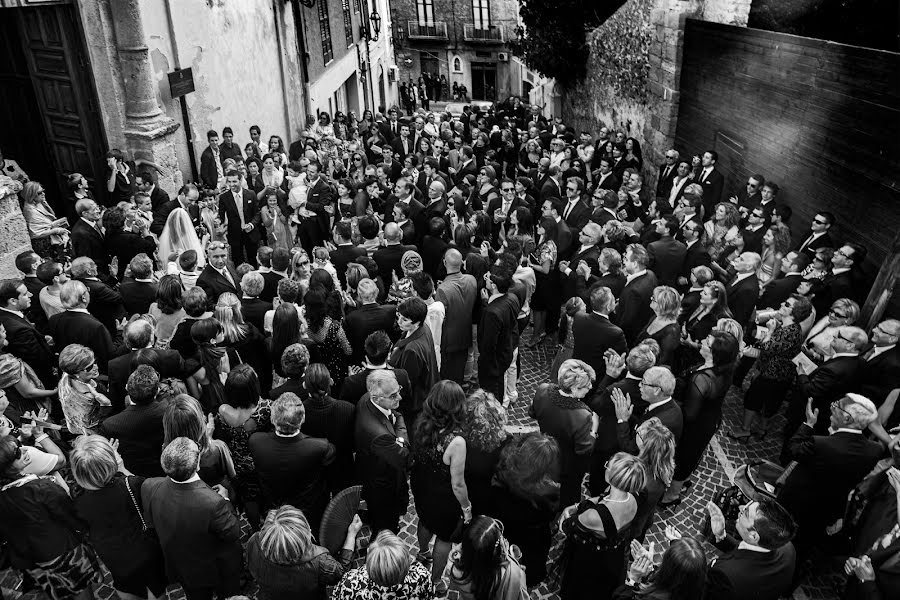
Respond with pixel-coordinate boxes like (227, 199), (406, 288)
(307, 318), (352, 389)
(332, 561), (434, 600)
(214, 400), (272, 502)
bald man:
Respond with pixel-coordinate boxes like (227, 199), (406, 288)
(435, 249), (478, 382)
(373, 222), (417, 282)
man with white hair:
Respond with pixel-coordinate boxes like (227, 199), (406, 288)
(355, 370), (411, 537)
(727, 251), (761, 329)
(46, 280), (122, 373)
(613, 365), (684, 454)
(778, 393), (882, 561)
(342, 278), (397, 365)
(142, 436), (243, 600)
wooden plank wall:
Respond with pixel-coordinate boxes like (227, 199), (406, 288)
(675, 19), (900, 311)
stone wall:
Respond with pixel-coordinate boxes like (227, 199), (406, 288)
(561, 0), (752, 191)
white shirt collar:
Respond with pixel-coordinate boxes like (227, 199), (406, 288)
(647, 397), (673, 412)
(592, 311), (610, 319)
(832, 427), (863, 435)
(275, 430), (302, 438)
(686, 239), (698, 249)
(626, 270), (647, 285)
(832, 267), (851, 275)
(370, 397), (393, 420)
(734, 272), (754, 284)
(134, 278), (154, 283)
(830, 352), (858, 359)
(68, 308), (90, 314)
(170, 473), (201, 484)
(737, 541), (770, 553)
(488, 292), (505, 304)
(81, 217), (98, 228)
(0, 307), (24, 318)
(869, 344), (896, 359)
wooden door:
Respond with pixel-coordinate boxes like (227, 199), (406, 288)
(15, 6), (107, 202)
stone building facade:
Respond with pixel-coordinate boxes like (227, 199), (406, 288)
(390, 0), (520, 102)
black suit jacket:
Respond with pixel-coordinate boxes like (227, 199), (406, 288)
(199, 146), (223, 189)
(354, 398), (410, 520)
(742, 226), (767, 255)
(98, 401), (167, 476)
(795, 230), (834, 261)
(305, 178), (334, 235)
(420, 235), (449, 279)
(561, 245), (601, 300)
(373, 243), (418, 282)
(655, 163), (678, 198)
(80, 278), (126, 336)
(647, 236), (687, 287)
(259, 271), (284, 303)
(556, 219), (574, 259)
(572, 312), (627, 379)
(343, 303), (398, 365)
(706, 535), (796, 600)
(240, 297), (272, 333)
(249, 432), (335, 518)
(105, 231), (157, 281)
(778, 424), (883, 536)
(47, 310), (121, 373)
(615, 271), (659, 345)
(339, 366), (411, 408)
(727, 274), (760, 329)
(22, 277), (47, 334)
(141, 477), (242, 591)
(681, 240), (711, 281)
(478, 293), (520, 382)
(860, 346), (900, 407)
(196, 265), (240, 310)
(797, 355), (862, 429)
(699, 166), (725, 212)
(617, 399), (684, 454)
(219, 188), (261, 250)
(594, 172), (619, 191)
(150, 199), (201, 237)
(71, 219), (110, 279)
(107, 348), (187, 412)
(452, 160), (478, 187)
(119, 279), (158, 317)
(330, 244), (367, 287)
(0, 309), (56, 387)
(575, 272), (627, 308)
(813, 269), (858, 317)
(148, 185), (170, 212)
(757, 273), (803, 310)
(539, 178), (562, 203)
(562, 198), (591, 233)
(390, 136), (415, 161)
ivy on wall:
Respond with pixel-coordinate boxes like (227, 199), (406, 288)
(586, 0), (653, 104)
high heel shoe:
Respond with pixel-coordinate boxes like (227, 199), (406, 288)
(526, 333), (546, 348)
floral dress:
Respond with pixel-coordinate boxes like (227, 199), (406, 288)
(0, 353), (50, 415)
(214, 400), (272, 502)
(332, 561), (434, 600)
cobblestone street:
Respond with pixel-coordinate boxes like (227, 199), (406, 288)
(1, 332), (846, 600)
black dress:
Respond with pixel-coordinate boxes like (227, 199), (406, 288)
(463, 441), (503, 517)
(635, 321), (681, 368)
(488, 484), (557, 587)
(674, 367), (730, 481)
(73, 474), (167, 596)
(411, 431), (463, 540)
(560, 497), (636, 600)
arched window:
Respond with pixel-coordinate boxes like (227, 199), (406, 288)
(452, 56), (462, 73)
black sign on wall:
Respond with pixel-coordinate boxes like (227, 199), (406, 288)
(168, 68), (195, 98)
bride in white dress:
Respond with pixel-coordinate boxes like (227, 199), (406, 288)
(157, 207), (206, 271)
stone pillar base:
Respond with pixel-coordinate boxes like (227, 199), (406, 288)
(0, 179), (34, 279)
(125, 117), (183, 197)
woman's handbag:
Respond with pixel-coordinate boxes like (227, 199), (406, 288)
(123, 476), (154, 537)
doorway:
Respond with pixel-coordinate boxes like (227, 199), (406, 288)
(0, 5), (106, 212)
(470, 62), (497, 100)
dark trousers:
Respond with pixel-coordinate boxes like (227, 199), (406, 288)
(440, 349), (467, 383)
(478, 372), (503, 401)
(297, 218), (322, 255)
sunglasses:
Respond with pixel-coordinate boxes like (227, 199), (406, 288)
(829, 309), (848, 319)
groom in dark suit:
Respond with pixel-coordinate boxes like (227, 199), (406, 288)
(150, 183), (201, 236)
(219, 172), (260, 266)
(355, 369), (411, 537)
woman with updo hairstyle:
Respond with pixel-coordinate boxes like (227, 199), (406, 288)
(333, 530), (434, 599)
(490, 432), (561, 587)
(163, 393), (236, 490)
(448, 515), (528, 599)
(613, 537), (707, 600)
(301, 363), (355, 493)
(559, 452), (647, 600)
(411, 380), (470, 591)
(631, 417), (676, 541)
(148, 274), (186, 347)
(248, 505), (362, 600)
(661, 330), (739, 508)
(70, 435), (167, 600)
(0, 434), (105, 600)
(190, 317), (239, 411)
(214, 363), (272, 529)
(529, 358), (598, 506)
(57, 343), (112, 434)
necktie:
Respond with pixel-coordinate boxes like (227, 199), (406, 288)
(863, 348), (877, 361)
(565, 201), (576, 219)
(220, 268), (235, 288)
(389, 412), (396, 426)
(800, 235), (814, 252)
(663, 165), (672, 179)
(235, 192), (246, 230)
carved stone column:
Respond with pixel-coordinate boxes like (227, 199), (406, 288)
(108, 0), (183, 194)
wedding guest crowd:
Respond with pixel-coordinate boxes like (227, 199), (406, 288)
(0, 96), (896, 600)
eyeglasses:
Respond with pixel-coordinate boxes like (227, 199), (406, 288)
(82, 362), (97, 372)
(566, 187), (578, 192)
(639, 381), (660, 390)
(208, 242), (228, 250)
(829, 309), (849, 319)
(813, 218), (828, 225)
(501, 188), (515, 193)
(834, 249), (850, 258)
(830, 400), (852, 418)
(665, 155), (676, 160)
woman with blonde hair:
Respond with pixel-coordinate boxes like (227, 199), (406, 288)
(57, 344), (112, 434)
(248, 505), (362, 600)
(20, 180), (69, 260)
(802, 297), (859, 362)
(333, 529), (434, 599)
(71, 435), (167, 600)
(703, 202), (742, 262)
(530, 358), (599, 506)
(559, 452), (647, 600)
(632, 418), (676, 540)
(461, 389), (509, 516)
(214, 292), (270, 393)
(635, 286), (682, 368)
